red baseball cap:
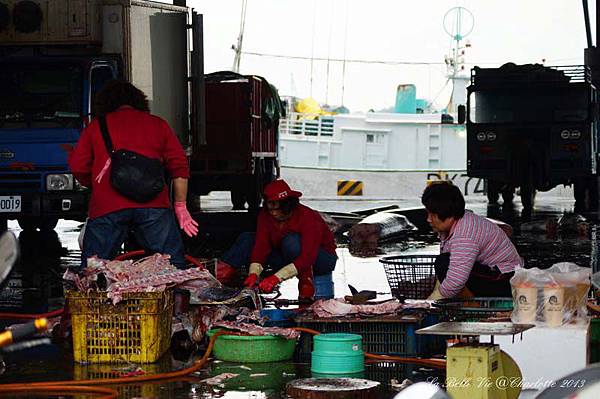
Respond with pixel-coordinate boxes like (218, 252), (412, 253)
(263, 179), (302, 201)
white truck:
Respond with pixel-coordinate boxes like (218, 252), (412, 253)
(0, 0), (201, 230)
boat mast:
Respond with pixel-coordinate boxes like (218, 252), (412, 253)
(232, 0), (248, 73)
(443, 6), (473, 115)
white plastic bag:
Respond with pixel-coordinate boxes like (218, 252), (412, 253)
(510, 262), (591, 327)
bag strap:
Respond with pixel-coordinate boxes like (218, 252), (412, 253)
(98, 115), (114, 155)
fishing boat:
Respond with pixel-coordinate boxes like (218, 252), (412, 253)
(278, 70), (477, 200)
(276, 5), (478, 200)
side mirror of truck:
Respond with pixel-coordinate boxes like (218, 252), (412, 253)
(457, 105), (466, 124)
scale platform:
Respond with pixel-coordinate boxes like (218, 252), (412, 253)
(416, 322), (534, 337)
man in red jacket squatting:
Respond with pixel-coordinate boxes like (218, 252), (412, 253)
(69, 80), (198, 269)
(217, 179), (337, 300)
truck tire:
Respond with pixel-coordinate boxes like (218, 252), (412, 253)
(501, 187), (515, 204)
(520, 184), (536, 214)
(246, 187), (261, 210)
(231, 190), (246, 210)
(17, 218), (58, 231)
(486, 180), (501, 204)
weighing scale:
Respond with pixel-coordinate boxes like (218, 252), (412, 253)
(416, 322), (534, 399)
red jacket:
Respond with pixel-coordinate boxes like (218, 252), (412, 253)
(68, 108), (189, 219)
(250, 204), (337, 275)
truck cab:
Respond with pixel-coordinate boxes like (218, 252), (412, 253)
(0, 56), (118, 229)
(0, 0), (193, 231)
(466, 63), (597, 213)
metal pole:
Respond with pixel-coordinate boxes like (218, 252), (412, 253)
(583, 0), (593, 48)
(597, 0), (600, 47)
(191, 12), (205, 147)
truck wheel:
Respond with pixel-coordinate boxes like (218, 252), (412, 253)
(520, 185), (536, 213)
(231, 190), (246, 210)
(486, 180), (500, 204)
(17, 218), (37, 231)
(40, 218), (58, 231)
(501, 187), (515, 204)
(17, 218), (58, 231)
(574, 181), (585, 213)
(246, 188), (261, 210)
(246, 159), (267, 210)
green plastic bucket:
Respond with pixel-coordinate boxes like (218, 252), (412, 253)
(207, 329), (296, 363)
(311, 333), (365, 374)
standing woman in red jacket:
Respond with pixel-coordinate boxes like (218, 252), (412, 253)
(68, 80), (198, 269)
(217, 179), (337, 300)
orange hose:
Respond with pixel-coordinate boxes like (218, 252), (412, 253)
(0, 330), (229, 390)
(0, 385), (118, 398)
(0, 308), (64, 320)
(0, 322), (444, 396)
(292, 327), (447, 369)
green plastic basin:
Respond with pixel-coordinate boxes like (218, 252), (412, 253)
(207, 329), (297, 363)
(311, 333), (365, 374)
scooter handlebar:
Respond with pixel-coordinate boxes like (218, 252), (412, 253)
(0, 318), (48, 348)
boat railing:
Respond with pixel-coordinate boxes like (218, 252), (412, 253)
(280, 112), (335, 137)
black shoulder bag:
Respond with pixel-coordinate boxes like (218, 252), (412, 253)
(98, 116), (165, 203)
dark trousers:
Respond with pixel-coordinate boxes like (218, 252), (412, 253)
(221, 232), (337, 276)
(81, 208), (185, 269)
(434, 253), (514, 297)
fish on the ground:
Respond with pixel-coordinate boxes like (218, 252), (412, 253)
(348, 212), (417, 247)
(520, 212), (588, 238)
(200, 373), (239, 385)
(320, 212), (342, 233)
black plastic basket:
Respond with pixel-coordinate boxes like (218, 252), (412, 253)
(432, 297), (514, 321)
(379, 255), (438, 299)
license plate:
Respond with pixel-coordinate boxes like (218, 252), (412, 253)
(0, 196), (21, 212)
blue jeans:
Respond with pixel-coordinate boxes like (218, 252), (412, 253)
(81, 208), (185, 269)
(221, 232), (337, 276)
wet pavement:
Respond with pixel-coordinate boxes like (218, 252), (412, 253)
(0, 194), (597, 398)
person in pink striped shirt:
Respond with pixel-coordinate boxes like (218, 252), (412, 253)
(421, 183), (523, 298)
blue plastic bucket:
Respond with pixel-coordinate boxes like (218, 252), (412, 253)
(311, 333), (365, 374)
(314, 273), (334, 300)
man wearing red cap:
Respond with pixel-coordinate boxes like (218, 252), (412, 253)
(217, 179), (337, 300)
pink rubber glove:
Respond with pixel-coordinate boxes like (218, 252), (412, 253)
(174, 201), (199, 237)
(258, 274), (281, 293)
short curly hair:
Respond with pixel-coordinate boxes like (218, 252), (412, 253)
(94, 79), (149, 116)
(421, 182), (465, 221)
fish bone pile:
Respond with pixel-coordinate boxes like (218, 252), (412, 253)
(64, 254), (220, 304)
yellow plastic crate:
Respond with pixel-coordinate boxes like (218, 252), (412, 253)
(73, 357), (173, 398)
(67, 290), (173, 363)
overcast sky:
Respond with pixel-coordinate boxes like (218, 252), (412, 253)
(160, 0), (594, 112)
